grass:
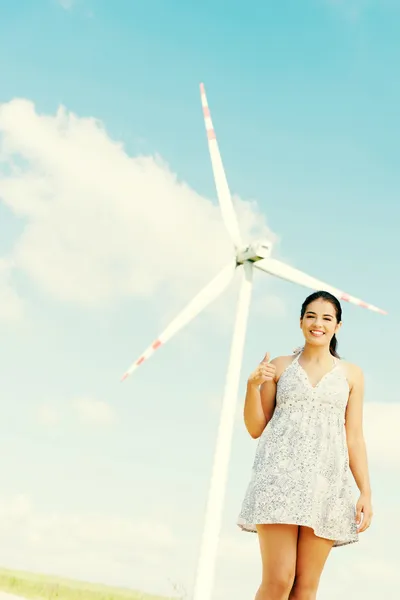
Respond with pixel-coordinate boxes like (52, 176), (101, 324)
(0, 567), (172, 600)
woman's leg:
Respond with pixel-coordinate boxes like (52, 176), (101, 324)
(289, 526), (334, 600)
(255, 524), (298, 600)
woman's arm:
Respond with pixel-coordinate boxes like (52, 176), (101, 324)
(345, 363), (373, 533)
(243, 381), (269, 439)
(244, 356), (290, 439)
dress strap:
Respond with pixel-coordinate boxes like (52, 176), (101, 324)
(292, 346), (304, 360)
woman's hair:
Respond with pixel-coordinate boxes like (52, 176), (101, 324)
(300, 290), (342, 358)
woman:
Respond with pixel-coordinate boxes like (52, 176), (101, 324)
(237, 290), (373, 600)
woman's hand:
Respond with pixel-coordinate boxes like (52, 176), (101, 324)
(248, 352), (276, 387)
(356, 493), (373, 533)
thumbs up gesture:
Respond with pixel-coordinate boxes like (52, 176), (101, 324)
(248, 352), (277, 386)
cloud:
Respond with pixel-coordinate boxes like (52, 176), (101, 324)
(58, 0), (74, 9)
(363, 401), (400, 467)
(36, 397), (117, 429)
(72, 396), (117, 426)
(0, 99), (276, 317)
(0, 257), (24, 323)
(36, 404), (61, 428)
(0, 494), (179, 595)
(252, 290), (286, 319)
(321, 0), (374, 20)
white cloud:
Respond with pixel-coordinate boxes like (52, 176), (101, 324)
(0, 99), (276, 316)
(0, 257), (23, 323)
(363, 401), (400, 467)
(72, 396), (117, 426)
(252, 290), (286, 319)
(0, 494), (179, 596)
(36, 404), (61, 428)
(36, 397), (117, 429)
(0, 494), (31, 525)
(320, 0), (379, 20)
(58, 0), (74, 9)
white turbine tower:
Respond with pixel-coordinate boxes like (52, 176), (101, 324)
(121, 83), (386, 600)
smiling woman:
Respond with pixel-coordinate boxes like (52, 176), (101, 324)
(300, 290), (342, 361)
(239, 290), (373, 600)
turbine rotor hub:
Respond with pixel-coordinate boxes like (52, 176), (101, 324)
(236, 239), (273, 264)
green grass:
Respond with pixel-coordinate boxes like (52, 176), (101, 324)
(0, 567), (172, 600)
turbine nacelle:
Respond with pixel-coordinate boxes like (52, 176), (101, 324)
(236, 239), (273, 264)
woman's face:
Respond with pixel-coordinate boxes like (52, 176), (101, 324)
(300, 298), (341, 347)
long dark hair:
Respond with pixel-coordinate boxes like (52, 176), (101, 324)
(300, 291), (342, 358)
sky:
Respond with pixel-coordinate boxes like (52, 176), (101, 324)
(0, 0), (399, 598)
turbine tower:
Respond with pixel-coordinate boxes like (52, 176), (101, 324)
(121, 83), (386, 600)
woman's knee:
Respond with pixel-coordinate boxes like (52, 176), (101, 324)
(256, 524), (298, 599)
(258, 567), (295, 600)
(289, 578), (318, 600)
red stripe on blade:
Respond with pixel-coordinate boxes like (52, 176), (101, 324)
(203, 106), (210, 117)
(207, 129), (216, 140)
(152, 340), (162, 350)
(136, 356), (145, 365)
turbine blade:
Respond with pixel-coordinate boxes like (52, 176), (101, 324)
(200, 83), (242, 248)
(254, 257), (387, 315)
(121, 261), (237, 381)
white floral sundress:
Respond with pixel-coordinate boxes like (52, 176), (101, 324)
(237, 351), (358, 547)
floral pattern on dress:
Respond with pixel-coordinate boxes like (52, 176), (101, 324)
(237, 352), (359, 547)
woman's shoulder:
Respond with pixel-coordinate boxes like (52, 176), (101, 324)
(270, 354), (297, 379)
(337, 358), (363, 374)
(337, 359), (364, 389)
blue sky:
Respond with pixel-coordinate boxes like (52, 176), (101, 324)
(0, 1), (398, 598)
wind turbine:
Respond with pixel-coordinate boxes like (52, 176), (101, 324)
(121, 83), (386, 600)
